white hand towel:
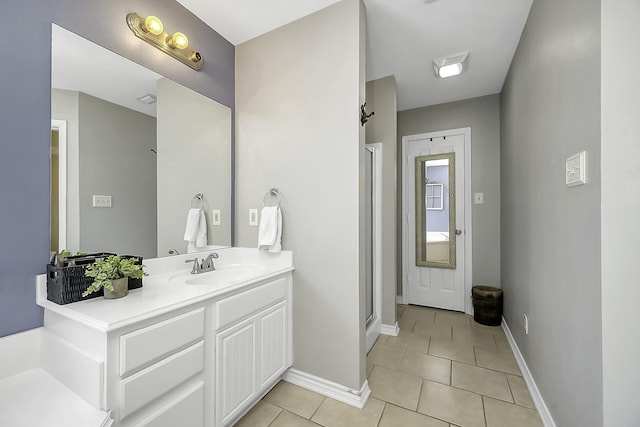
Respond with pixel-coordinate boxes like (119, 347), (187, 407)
(258, 206), (282, 253)
(184, 208), (208, 248)
(258, 206), (278, 247)
(183, 208), (202, 242)
(196, 209), (207, 248)
(269, 207), (282, 253)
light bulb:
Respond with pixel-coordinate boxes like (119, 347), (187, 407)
(143, 16), (164, 35)
(438, 63), (463, 78)
(170, 32), (189, 50)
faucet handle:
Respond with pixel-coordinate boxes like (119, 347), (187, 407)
(185, 258), (200, 274)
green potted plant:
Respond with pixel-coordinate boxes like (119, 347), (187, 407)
(82, 255), (145, 299)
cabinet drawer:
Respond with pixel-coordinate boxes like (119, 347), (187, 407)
(133, 381), (204, 427)
(119, 341), (204, 420)
(215, 277), (286, 330)
(120, 308), (204, 376)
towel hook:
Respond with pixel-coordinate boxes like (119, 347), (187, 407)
(263, 188), (281, 207)
(190, 193), (204, 209)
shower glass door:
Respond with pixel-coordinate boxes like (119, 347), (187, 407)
(365, 147), (374, 326)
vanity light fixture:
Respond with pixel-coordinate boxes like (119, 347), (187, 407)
(126, 13), (203, 71)
(433, 51), (469, 79)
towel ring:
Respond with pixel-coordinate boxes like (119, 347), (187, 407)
(263, 188), (281, 207)
(191, 193), (204, 209)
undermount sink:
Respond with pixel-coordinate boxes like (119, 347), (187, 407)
(169, 263), (267, 286)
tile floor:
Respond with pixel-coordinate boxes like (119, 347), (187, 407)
(235, 305), (543, 427)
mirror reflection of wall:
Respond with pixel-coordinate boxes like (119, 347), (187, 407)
(50, 24), (232, 259)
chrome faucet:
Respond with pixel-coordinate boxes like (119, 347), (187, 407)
(201, 252), (219, 270)
(185, 252), (219, 274)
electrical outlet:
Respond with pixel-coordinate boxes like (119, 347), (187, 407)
(523, 314), (529, 335)
(249, 209), (258, 226)
(92, 195), (112, 208)
(212, 210), (221, 225)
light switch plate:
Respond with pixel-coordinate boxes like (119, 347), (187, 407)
(212, 210), (221, 225)
(249, 209), (258, 226)
(566, 151), (586, 187)
(92, 195), (111, 208)
(474, 192), (484, 204)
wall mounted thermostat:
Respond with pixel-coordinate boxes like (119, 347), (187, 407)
(566, 151), (586, 187)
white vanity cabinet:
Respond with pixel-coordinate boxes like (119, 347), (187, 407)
(213, 276), (292, 426)
(115, 308), (206, 426)
(39, 265), (293, 427)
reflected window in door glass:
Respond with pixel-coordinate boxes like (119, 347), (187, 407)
(415, 153), (456, 269)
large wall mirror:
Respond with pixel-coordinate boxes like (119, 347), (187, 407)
(50, 24), (232, 259)
(415, 152), (456, 269)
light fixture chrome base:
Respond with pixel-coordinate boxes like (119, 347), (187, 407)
(126, 13), (203, 71)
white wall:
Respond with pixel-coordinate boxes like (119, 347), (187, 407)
(157, 78), (232, 256)
(365, 76), (397, 326)
(601, 0), (640, 424)
(235, 0), (366, 390)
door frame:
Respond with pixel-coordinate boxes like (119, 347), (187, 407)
(401, 127), (473, 314)
(51, 120), (67, 251)
(365, 143), (383, 353)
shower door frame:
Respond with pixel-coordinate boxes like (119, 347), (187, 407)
(365, 143), (383, 353)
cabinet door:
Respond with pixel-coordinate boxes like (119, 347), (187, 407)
(216, 320), (256, 425)
(258, 302), (287, 390)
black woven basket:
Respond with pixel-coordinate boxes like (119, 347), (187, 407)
(46, 252), (115, 305)
(121, 255), (144, 290)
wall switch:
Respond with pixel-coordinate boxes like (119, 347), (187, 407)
(212, 210), (221, 225)
(523, 314), (529, 335)
(566, 151), (586, 187)
(474, 192), (484, 204)
(249, 209), (258, 226)
(92, 195), (111, 208)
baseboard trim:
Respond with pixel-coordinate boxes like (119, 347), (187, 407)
(502, 317), (556, 427)
(380, 322), (399, 337)
(282, 368), (371, 409)
(366, 318), (381, 353)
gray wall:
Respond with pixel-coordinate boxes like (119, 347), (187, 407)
(601, 0), (640, 424)
(53, 89), (157, 258)
(157, 78), (232, 255)
(0, 0), (234, 337)
(236, 0), (366, 390)
(397, 94), (502, 295)
(365, 76), (397, 327)
(500, 0), (602, 425)
(51, 89), (81, 252)
(78, 93), (157, 258)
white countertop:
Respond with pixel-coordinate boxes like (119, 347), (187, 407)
(37, 247), (294, 332)
(0, 368), (112, 427)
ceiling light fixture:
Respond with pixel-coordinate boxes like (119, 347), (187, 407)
(126, 13), (203, 71)
(433, 52), (469, 79)
(136, 94), (157, 105)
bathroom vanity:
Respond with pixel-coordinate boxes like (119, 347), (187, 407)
(36, 248), (294, 427)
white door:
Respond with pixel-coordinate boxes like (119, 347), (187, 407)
(405, 131), (467, 311)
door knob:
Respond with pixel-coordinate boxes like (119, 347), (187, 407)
(455, 229), (462, 236)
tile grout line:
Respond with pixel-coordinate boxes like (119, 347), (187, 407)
(375, 402), (387, 427)
(481, 395), (489, 427)
(307, 396), (326, 422)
